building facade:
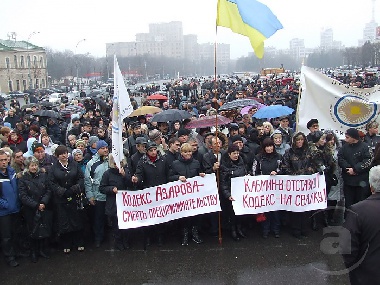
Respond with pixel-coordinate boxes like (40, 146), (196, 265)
(0, 39), (47, 93)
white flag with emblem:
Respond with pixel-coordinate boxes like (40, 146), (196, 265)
(112, 55), (133, 168)
(299, 66), (380, 139)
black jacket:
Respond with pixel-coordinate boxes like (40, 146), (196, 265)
(341, 193), (380, 285)
(49, 160), (85, 234)
(338, 140), (372, 187)
(169, 156), (201, 181)
(164, 150), (179, 168)
(255, 152), (282, 175)
(220, 153), (246, 199)
(19, 171), (50, 210)
(99, 167), (133, 217)
(130, 151), (144, 174)
(363, 133), (380, 152)
(135, 154), (169, 189)
(202, 149), (226, 174)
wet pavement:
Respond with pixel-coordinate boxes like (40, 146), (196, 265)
(0, 224), (349, 285)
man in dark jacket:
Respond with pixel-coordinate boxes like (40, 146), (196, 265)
(341, 165), (380, 285)
(0, 150), (20, 267)
(130, 137), (147, 174)
(4, 109), (20, 129)
(338, 128), (373, 209)
(164, 137), (180, 168)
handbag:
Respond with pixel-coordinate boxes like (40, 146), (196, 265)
(76, 193), (90, 210)
(30, 210), (53, 239)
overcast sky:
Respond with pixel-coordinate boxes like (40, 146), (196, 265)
(1, 0), (379, 59)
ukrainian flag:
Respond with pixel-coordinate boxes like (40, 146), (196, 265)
(217, 0), (283, 58)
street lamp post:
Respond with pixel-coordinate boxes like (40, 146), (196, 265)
(106, 43), (114, 81)
(75, 39), (86, 90)
(27, 31), (39, 90)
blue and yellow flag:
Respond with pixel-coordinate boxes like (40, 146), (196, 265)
(217, 0), (283, 58)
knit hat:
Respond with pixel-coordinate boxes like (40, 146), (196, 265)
(75, 139), (86, 147)
(307, 119), (319, 129)
(177, 128), (190, 137)
(72, 148), (83, 156)
(88, 136), (99, 147)
(32, 142), (45, 153)
(345, 128), (360, 140)
(230, 135), (243, 144)
(309, 130), (324, 143)
(149, 129), (162, 141)
(96, 140), (108, 151)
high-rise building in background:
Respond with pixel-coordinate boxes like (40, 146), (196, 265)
(359, 0), (379, 45)
(106, 21), (230, 65)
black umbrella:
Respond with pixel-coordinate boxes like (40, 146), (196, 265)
(219, 98), (261, 111)
(34, 109), (63, 120)
(39, 101), (55, 109)
(150, 109), (192, 123)
(21, 103), (40, 110)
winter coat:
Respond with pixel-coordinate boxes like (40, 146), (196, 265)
(84, 153), (109, 202)
(37, 153), (55, 174)
(220, 153), (246, 199)
(49, 160), (84, 234)
(19, 171), (51, 232)
(164, 150), (179, 168)
(4, 115), (20, 129)
(255, 152), (282, 175)
(309, 142), (335, 174)
(363, 133), (380, 153)
(47, 122), (62, 144)
(169, 156), (201, 181)
(99, 167), (133, 217)
(281, 133), (317, 175)
(135, 153), (169, 189)
(19, 171), (50, 210)
(338, 140), (372, 187)
(0, 166), (19, 217)
(202, 149), (226, 174)
(8, 134), (27, 153)
(341, 193), (380, 285)
(130, 151), (144, 174)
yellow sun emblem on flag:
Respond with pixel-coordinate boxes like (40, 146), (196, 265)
(334, 95), (377, 127)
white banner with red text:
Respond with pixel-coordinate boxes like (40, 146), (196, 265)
(231, 173), (327, 215)
(116, 174), (220, 229)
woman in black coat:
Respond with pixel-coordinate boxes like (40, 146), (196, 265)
(19, 156), (51, 263)
(281, 132), (317, 239)
(99, 155), (134, 250)
(255, 138), (282, 238)
(220, 144), (247, 241)
(169, 143), (205, 246)
(49, 146), (85, 253)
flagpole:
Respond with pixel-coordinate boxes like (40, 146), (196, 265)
(215, 0), (222, 245)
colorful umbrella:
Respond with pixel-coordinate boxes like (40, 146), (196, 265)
(146, 93), (168, 100)
(185, 115), (231, 129)
(252, 105), (294, 119)
(128, 106), (162, 117)
(240, 104), (266, 115)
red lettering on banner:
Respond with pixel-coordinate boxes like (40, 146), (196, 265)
(244, 178), (284, 193)
(155, 180), (206, 201)
(242, 194), (275, 208)
(123, 210), (147, 222)
(295, 191), (325, 206)
(280, 194), (292, 205)
(122, 192), (152, 207)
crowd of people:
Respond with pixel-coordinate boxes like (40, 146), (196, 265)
(0, 74), (377, 275)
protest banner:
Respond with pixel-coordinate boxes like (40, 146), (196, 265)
(116, 174), (220, 229)
(231, 173), (327, 215)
